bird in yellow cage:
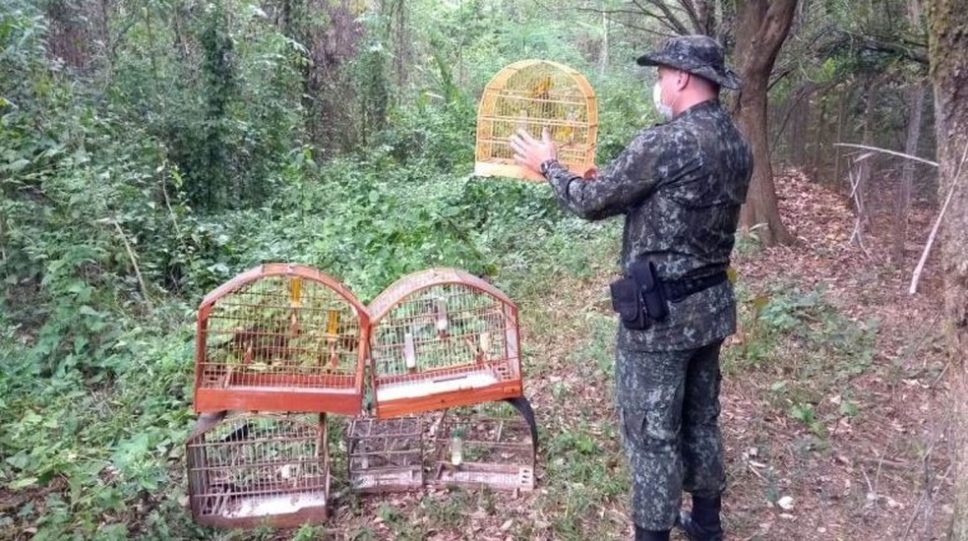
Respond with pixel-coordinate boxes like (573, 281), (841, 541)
(530, 75), (553, 102)
(530, 76), (555, 121)
(529, 75), (567, 141)
(558, 109), (578, 148)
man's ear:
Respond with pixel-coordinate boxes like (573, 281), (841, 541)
(677, 70), (690, 91)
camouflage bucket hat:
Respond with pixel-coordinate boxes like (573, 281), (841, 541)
(637, 35), (741, 90)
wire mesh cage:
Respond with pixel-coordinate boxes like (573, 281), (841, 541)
(428, 408), (536, 492)
(185, 412), (330, 529)
(193, 263), (369, 415)
(474, 59), (598, 182)
(367, 268), (523, 419)
(346, 416), (424, 493)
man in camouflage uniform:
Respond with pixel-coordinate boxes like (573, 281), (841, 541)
(511, 36), (752, 541)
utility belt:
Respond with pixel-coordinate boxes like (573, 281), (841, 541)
(609, 261), (728, 330)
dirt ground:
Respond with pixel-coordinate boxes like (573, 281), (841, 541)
(713, 170), (953, 540)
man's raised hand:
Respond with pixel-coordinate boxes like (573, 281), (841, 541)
(510, 127), (557, 174)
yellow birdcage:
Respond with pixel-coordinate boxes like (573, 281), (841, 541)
(475, 59), (598, 181)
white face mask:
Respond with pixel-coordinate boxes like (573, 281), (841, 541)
(652, 81), (674, 121)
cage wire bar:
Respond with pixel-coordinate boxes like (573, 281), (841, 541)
(185, 412), (331, 529)
(193, 263), (369, 415)
(346, 416), (424, 493)
(475, 59), (598, 182)
(367, 268), (524, 419)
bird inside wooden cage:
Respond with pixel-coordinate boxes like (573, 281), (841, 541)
(530, 75), (553, 102)
(277, 463), (302, 488)
(559, 109), (578, 147)
(289, 311), (300, 338)
(479, 331), (491, 361)
(463, 332), (489, 365)
(225, 324), (290, 365)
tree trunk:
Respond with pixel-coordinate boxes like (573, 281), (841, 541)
(786, 83), (814, 169)
(833, 85), (849, 188)
(893, 83), (925, 266)
(894, 0), (927, 267)
(45, 0), (93, 71)
(924, 0), (968, 538)
(854, 79), (876, 238)
(392, 0), (408, 89)
(809, 88), (828, 178)
(599, 4), (609, 76)
(734, 0), (798, 246)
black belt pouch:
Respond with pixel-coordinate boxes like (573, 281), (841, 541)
(609, 277), (648, 330)
(630, 260), (669, 322)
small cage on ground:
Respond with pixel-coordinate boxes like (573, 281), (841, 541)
(193, 263), (369, 415)
(475, 59), (598, 181)
(185, 412), (330, 529)
(367, 268), (524, 419)
(428, 407), (536, 492)
(346, 416), (424, 493)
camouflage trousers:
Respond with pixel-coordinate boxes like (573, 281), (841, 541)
(615, 339), (726, 530)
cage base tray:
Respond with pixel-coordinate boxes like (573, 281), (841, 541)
(351, 466), (424, 493)
(377, 369), (500, 402)
(431, 462), (535, 491)
(194, 386), (360, 415)
(474, 161), (545, 182)
(196, 490), (328, 529)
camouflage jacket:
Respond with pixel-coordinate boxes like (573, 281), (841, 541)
(544, 99), (753, 351)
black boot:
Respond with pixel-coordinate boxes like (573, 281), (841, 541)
(634, 525), (670, 541)
(676, 495), (724, 541)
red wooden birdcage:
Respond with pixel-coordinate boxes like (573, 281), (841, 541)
(185, 412), (330, 529)
(193, 263), (368, 415)
(367, 268), (524, 419)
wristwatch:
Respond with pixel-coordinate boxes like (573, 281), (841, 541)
(539, 158), (559, 176)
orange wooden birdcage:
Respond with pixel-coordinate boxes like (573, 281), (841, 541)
(185, 412), (330, 529)
(474, 59), (598, 181)
(366, 268), (524, 419)
(193, 263), (368, 415)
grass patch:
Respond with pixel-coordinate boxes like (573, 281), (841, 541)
(724, 282), (879, 448)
